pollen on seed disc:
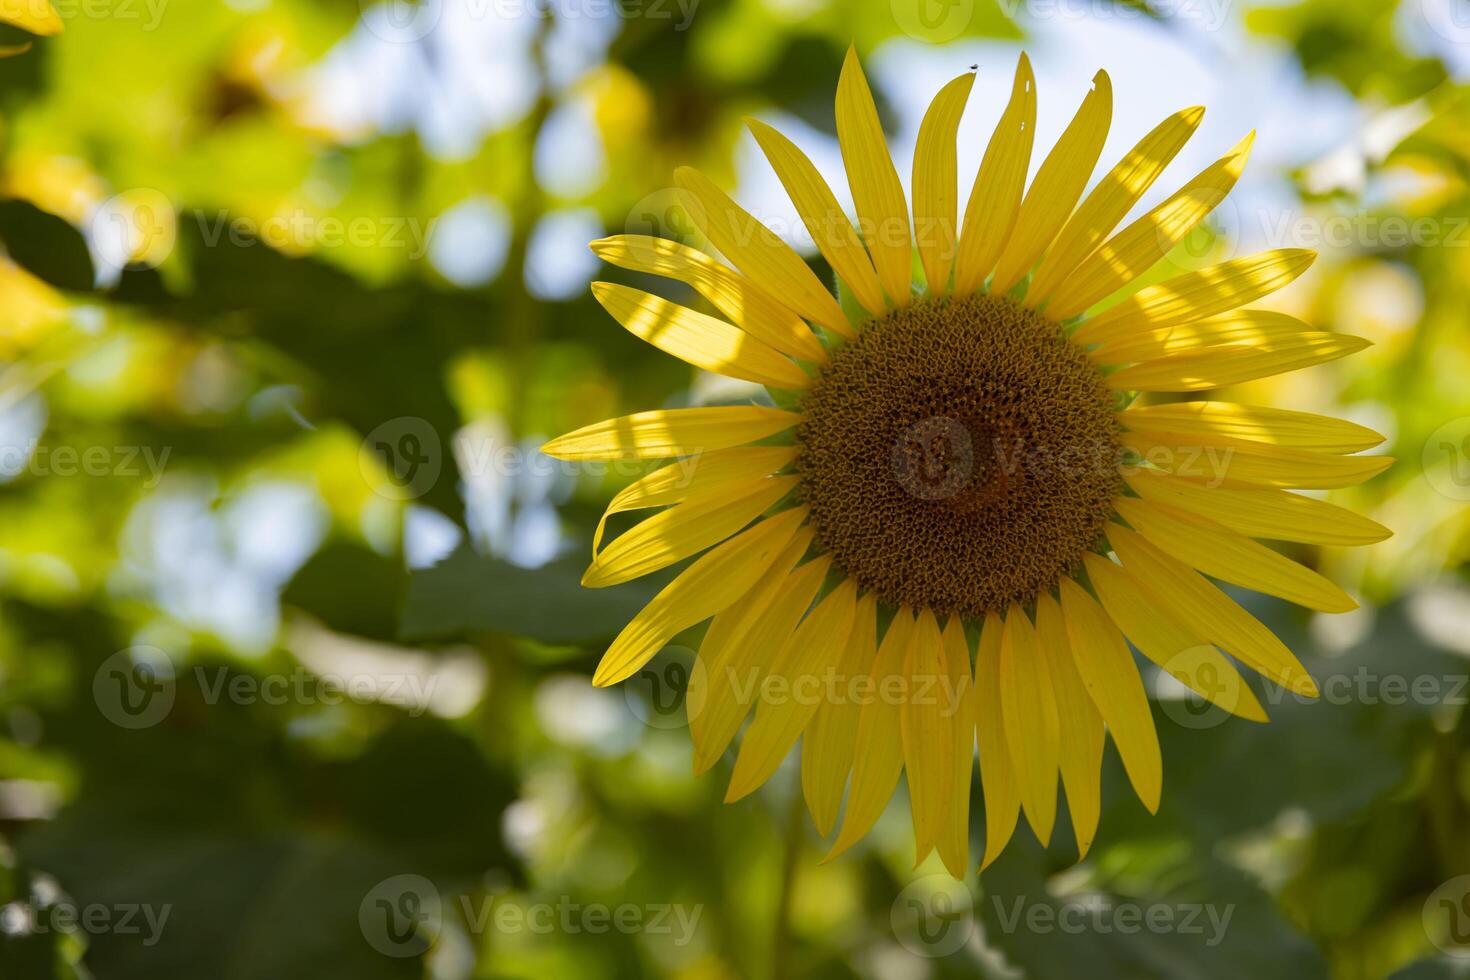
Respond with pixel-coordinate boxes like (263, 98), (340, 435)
(795, 294), (1122, 619)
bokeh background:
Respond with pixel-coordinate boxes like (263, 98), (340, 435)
(0, 0), (1467, 977)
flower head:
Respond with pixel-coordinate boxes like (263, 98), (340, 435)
(544, 49), (1391, 876)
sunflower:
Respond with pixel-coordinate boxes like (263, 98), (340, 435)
(542, 49), (1392, 877)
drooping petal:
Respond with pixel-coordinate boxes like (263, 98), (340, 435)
(999, 603), (1060, 846)
(1045, 131), (1254, 319)
(802, 592), (877, 836)
(1121, 430), (1393, 489)
(836, 46), (913, 307)
(1105, 334), (1371, 391)
(591, 236), (825, 361)
(1107, 524), (1318, 696)
(725, 578), (859, 801)
(593, 445), (799, 554)
(689, 551), (830, 773)
(594, 508), (808, 687)
(542, 406), (800, 461)
(592, 282), (810, 389)
(1122, 469), (1391, 546)
(1028, 105), (1205, 306)
(1034, 593), (1105, 859)
(1122, 402), (1385, 453)
(584, 475), (797, 587)
(675, 166), (851, 336)
(992, 69), (1113, 295)
(912, 73), (975, 296)
(1084, 553), (1268, 722)
(1058, 578), (1161, 812)
(1073, 248), (1317, 344)
(1114, 497), (1358, 613)
(746, 118), (887, 318)
(901, 607), (949, 863)
(975, 611), (1021, 867)
(826, 608), (917, 861)
(953, 54), (1036, 296)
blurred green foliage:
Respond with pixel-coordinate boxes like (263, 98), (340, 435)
(0, 0), (1467, 978)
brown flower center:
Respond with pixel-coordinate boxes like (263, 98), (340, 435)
(795, 294), (1123, 619)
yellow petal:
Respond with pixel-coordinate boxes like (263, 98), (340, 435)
(999, 603), (1059, 846)
(591, 236), (825, 361)
(592, 282), (809, 390)
(975, 611), (1021, 868)
(936, 616), (975, 877)
(1028, 105), (1205, 306)
(953, 54), (1036, 296)
(836, 46), (912, 307)
(912, 73), (975, 297)
(1122, 402), (1384, 453)
(992, 69), (1113, 295)
(1046, 131), (1254, 320)
(594, 445), (799, 554)
(542, 406), (799, 461)
(1034, 593), (1104, 859)
(585, 475), (797, 587)
(1121, 429), (1394, 490)
(1105, 333), (1371, 391)
(802, 591), (876, 836)
(0, 0), (61, 35)
(1058, 578), (1161, 812)
(1114, 497), (1357, 613)
(1084, 553), (1268, 722)
(1123, 469), (1391, 546)
(1107, 524), (1318, 697)
(825, 607), (916, 862)
(594, 508), (808, 687)
(1074, 248), (1317, 345)
(675, 166), (851, 336)
(745, 118), (887, 318)
(1092, 309), (1318, 363)
(689, 550), (829, 773)
(901, 607), (948, 863)
(726, 578), (858, 802)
